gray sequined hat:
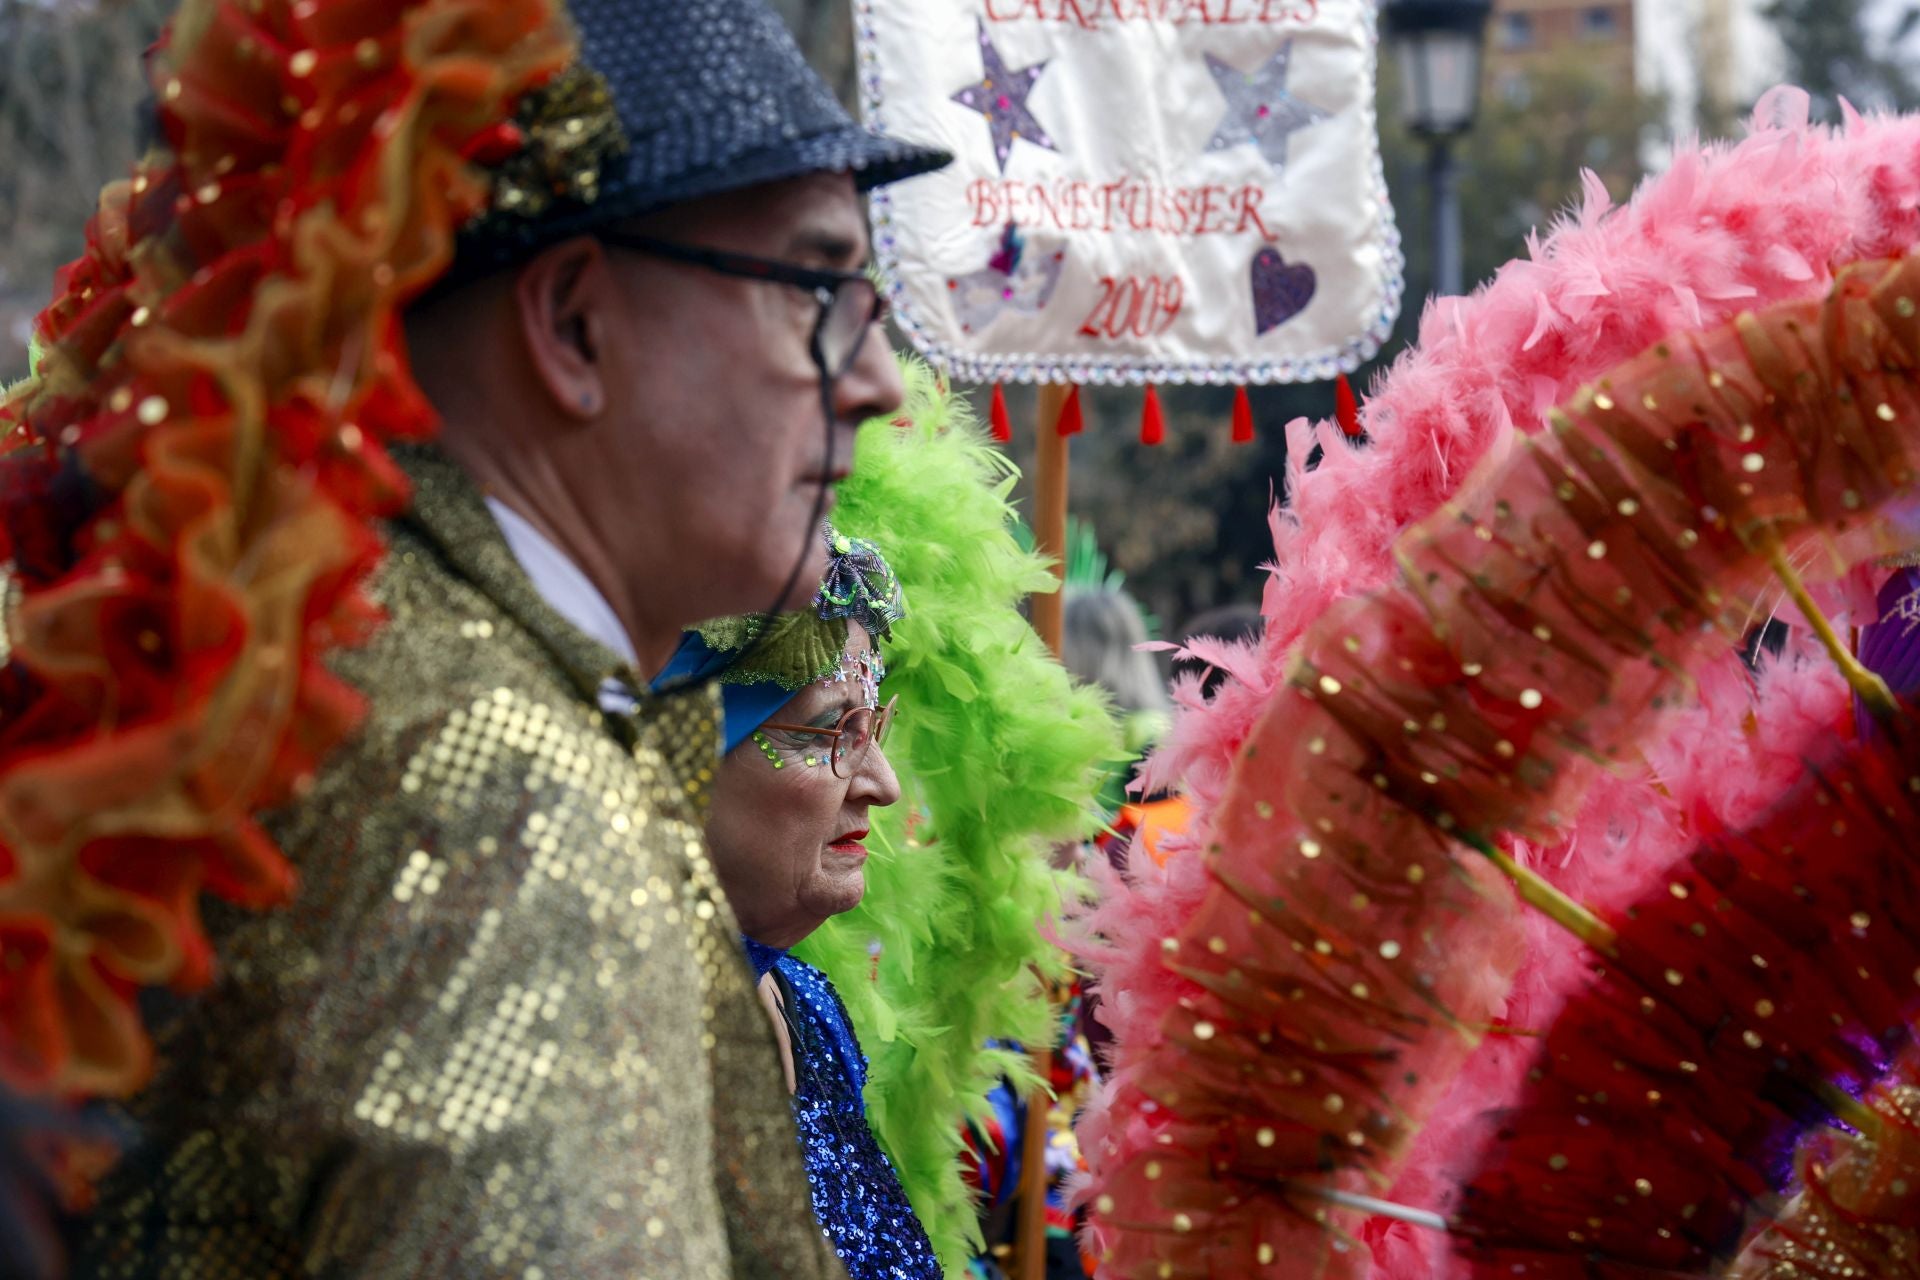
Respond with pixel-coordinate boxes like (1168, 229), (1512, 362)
(457, 0), (949, 270)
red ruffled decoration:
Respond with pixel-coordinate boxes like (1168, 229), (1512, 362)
(0, 0), (567, 1097)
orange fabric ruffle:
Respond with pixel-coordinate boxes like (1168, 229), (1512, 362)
(0, 0), (567, 1098)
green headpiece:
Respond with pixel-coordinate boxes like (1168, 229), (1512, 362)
(693, 525), (905, 692)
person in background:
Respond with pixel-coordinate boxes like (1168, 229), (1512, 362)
(968, 597), (1272, 1278)
(964, 540), (1166, 1279)
(1102, 600), (1271, 868)
(1171, 602), (1267, 701)
(0, 1091), (87, 1280)
(1063, 586), (1172, 819)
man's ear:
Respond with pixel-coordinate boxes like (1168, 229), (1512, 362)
(513, 236), (613, 421)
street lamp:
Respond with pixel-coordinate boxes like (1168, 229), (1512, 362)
(1380, 0), (1492, 299)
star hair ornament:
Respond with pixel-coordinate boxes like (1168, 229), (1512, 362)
(695, 524), (906, 693)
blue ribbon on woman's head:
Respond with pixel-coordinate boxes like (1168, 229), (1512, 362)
(655, 631), (796, 754)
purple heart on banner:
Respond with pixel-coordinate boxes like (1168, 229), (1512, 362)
(1251, 247), (1316, 335)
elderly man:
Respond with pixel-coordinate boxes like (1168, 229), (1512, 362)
(37, 0), (946, 1276)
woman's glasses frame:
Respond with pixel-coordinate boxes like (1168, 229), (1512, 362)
(760, 695), (897, 779)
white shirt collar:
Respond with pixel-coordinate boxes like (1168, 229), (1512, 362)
(484, 497), (638, 669)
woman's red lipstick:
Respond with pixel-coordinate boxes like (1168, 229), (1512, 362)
(828, 829), (870, 858)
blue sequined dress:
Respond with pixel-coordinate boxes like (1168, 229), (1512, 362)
(743, 938), (942, 1280)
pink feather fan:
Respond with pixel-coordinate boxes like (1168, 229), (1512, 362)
(1074, 88), (1920, 1279)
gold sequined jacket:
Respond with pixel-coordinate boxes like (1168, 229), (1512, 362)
(73, 449), (844, 1280)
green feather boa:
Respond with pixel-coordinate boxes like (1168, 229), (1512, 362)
(791, 363), (1122, 1273)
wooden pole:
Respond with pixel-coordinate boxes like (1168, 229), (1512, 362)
(1016, 380), (1072, 1280)
(1030, 382), (1073, 652)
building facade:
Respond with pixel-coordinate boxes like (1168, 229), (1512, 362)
(1487, 0), (1638, 104)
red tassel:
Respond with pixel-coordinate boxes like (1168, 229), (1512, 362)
(990, 383), (1012, 442)
(1335, 371), (1363, 437)
(1056, 384), (1084, 437)
(1139, 385), (1165, 446)
(1231, 385), (1254, 443)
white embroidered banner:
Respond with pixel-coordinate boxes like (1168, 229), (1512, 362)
(857, 0), (1402, 385)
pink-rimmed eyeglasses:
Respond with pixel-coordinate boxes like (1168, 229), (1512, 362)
(759, 696), (898, 779)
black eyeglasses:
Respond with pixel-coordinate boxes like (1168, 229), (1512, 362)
(597, 232), (887, 380)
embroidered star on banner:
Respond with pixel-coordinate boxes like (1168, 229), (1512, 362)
(1203, 42), (1330, 178)
(951, 20), (1057, 175)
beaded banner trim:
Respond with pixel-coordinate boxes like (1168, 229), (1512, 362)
(852, 0), (1405, 387)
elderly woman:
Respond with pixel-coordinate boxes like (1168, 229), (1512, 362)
(659, 528), (941, 1280)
